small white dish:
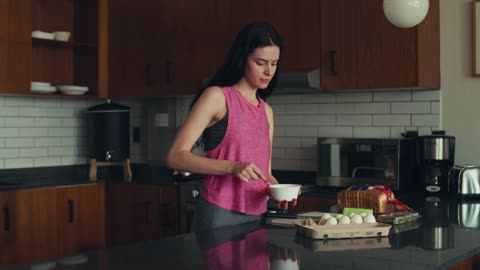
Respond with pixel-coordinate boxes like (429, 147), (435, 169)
(57, 85), (89, 95)
(32, 30), (55, 40)
(31, 81), (51, 87)
(53, 31), (71, 42)
(31, 84), (57, 93)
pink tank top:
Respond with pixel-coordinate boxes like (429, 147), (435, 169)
(202, 86), (270, 215)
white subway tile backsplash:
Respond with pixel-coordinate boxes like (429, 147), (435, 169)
(0, 107), (19, 116)
(318, 103), (354, 114)
(6, 138), (34, 148)
(5, 159), (34, 169)
(285, 104), (318, 114)
(318, 127), (353, 138)
(412, 114), (440, 126)
(301, 93), (336, 104)
(20, 127), (48, 137)
(353, 103), (390, 114)
(0, 149), (19, 158)
(0, 96), (146, 169)
(373, 115), (411, 126)
(390, 127), (408, 138)
(271, 148), (285, 159)
(0, 128), (20, 138)
(34, 157), (62, 167)
(5, 117), (34, 127)
(272, 137), (302, 148)
(354, 127), (390, 138)
(35, 118), (62, 127)
(20, 148), (48, 158)
(336, 92), (372, 103)
(273, 126), (286, 137)
(374, 91), (412, 102)
(301, 115), (335, 126)
(301, 160), (316, 171)
(47, 108), (75, 118)
(285, 127), (318, 137)
(47, 127), (74, 137)
(337, 115), (372, 126)
(391, 102), (431, 113)
(19, 107), (48, 117)
(275, 115), (302, 126)
(301, 137), (317, 148)
(431, 101), (440, 114)
(268, 95), (302, 104)
(271, 104), (286, 114)
(5, 96), (34, 106)
(412, 90), (440, 101)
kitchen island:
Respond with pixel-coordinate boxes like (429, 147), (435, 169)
(1, 214), (478, 270)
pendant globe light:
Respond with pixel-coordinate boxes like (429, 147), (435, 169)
(383, 0), (429, 28)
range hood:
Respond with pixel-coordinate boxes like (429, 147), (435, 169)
(273, 68), (321, 95)
(202, 68), (321, 95)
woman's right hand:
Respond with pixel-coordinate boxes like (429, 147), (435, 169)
(232, 162), (266, 182)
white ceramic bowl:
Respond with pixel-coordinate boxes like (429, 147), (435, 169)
(54, 31), (71, 42)
(268, 184), (301, 201)
(31, 30), (55, 40)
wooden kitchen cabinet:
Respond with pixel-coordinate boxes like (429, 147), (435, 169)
(320, 0), (440, 90)
(0, 0), (30, 95)
(0, 188), (58, 264)
(31, 0), (99, 96)
(266, 0), (321, 72)
(105, 184), (179, 247)
(56, 184), (106, 257)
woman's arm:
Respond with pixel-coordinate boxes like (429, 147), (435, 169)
(166, 87), (266, 181)
(265, 103), (279, 185)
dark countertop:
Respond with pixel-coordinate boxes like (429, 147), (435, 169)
(0, 165), (317, 191)
(5, 216), (479, 270)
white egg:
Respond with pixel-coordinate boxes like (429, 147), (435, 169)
(335, 214), (344, 220)
(348, 213), (356, 218)
(363, 214), (376, 224)
(322, 213), (332, 220)
(360, 212), (368, 218)
(338, 216), (351, 224)
(351, 214), (363, 224)
(325, 217), (338, 225)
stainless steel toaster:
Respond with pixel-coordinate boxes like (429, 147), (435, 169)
(448, 165), (480, 195)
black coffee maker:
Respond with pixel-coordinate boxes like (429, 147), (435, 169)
(418, 130), (455, 193)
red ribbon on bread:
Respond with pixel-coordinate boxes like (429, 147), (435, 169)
(370, 185), (412, 212)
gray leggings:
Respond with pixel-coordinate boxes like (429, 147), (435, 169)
(193, 197), (261, 232)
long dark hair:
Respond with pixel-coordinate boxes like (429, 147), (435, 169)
(191, 22), (282, 150)
(191, 22), (283, 107)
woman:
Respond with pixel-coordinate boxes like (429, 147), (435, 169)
(166, 22), (282, 231)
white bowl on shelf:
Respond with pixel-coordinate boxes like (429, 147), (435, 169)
(268, 184), (302, 201)
(32, 30), (55, 40)
(53, 31), (71, 42)
(31, 82), (57, 93)
(57, 85), (89, 95)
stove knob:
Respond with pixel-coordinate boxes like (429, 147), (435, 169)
(192, 189), (200, 198)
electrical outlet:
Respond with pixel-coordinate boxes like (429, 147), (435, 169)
(154, 113), (169, 127)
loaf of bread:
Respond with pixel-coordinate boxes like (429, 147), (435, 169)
(337, 185), (400, 214)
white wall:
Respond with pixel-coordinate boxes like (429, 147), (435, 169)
(441, 0), (480, 165)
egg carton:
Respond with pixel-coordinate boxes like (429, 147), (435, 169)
(293, 218), (391, 239)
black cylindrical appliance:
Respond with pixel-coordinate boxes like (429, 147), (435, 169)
(418, 130), (455, 193)
(87, 101), (130, 161)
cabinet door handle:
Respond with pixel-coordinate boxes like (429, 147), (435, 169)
(160, 203), (170, 227)
(3, 207), (10, 232)
(329, 50), (337, 75)
(68, 200), (74, 224)
(166, 61), (173, 83)
(145, 64), (152, 86)
(144, 201), (152, 224)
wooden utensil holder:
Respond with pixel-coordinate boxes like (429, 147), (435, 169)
(89, 158), (132, 182)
